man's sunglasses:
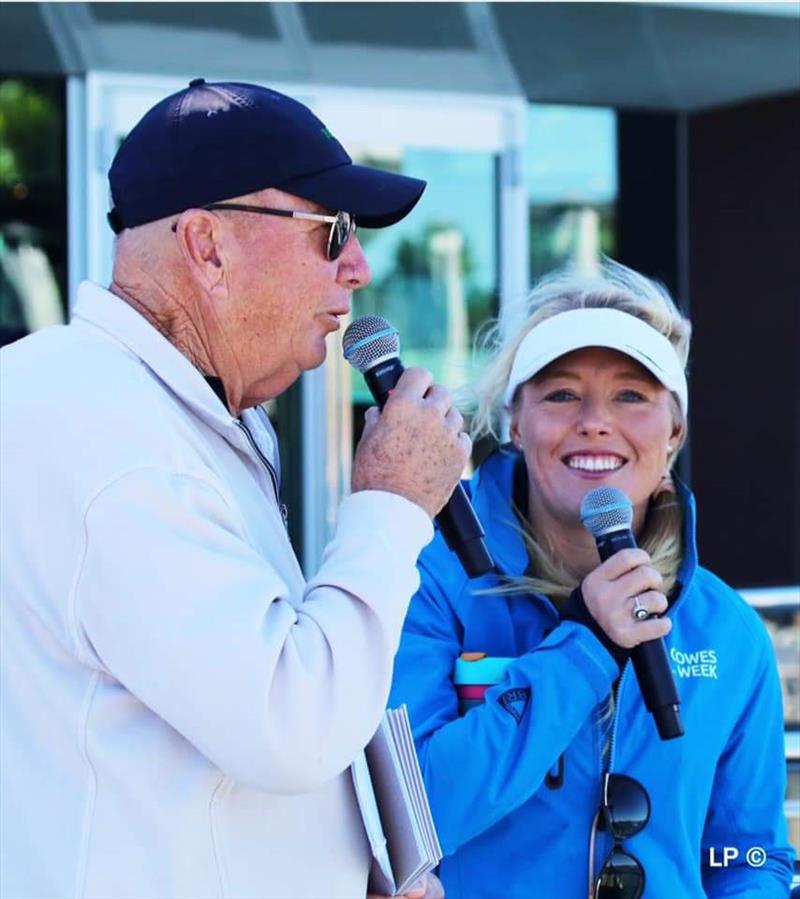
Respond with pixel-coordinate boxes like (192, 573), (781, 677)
(171, 203), (356, 261)
(591, 773), (650, 899)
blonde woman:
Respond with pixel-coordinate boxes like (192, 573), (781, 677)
(389, 260), (794, 898)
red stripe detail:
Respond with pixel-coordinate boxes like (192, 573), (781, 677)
(456, 684), (489, 700)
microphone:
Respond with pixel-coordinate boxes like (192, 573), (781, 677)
(343, 315), (494, 578)
(580, 486), (684, 741)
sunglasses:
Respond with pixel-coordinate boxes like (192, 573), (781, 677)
(172, 203), (356, 261)
(591, 773), (650, 899)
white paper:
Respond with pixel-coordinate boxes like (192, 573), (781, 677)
(351, 749), (394, 893)
(351, 706), (442, 896)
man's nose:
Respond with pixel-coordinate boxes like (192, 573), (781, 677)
(336, 235), (372, 290)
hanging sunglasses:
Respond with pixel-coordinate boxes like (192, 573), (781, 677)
(592, 773), (650, 899)
(172, 203), (356, 261)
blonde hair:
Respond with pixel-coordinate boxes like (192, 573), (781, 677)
(469, 258), (692, 601)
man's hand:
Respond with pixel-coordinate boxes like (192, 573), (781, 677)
(368, 872), (445, 899)
(352, 368), (471, 519)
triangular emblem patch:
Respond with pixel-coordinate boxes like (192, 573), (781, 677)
(498, 687), (531, 725)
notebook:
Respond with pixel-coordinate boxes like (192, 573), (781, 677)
(351, 705), (442, 896)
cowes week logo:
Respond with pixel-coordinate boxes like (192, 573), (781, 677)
(670, 647), (718, 679)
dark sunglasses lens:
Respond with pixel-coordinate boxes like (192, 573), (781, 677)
(328, 213), (353, 260)
(606, 775), (650, 839)
(595, 849), (645, 899)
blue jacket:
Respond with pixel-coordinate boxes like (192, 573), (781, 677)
(389, 447), (794, 898)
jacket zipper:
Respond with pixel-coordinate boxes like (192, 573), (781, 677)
(234, 419), (289, 530)
(607, 663), (629, 773)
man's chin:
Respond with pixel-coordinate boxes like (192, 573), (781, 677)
(303, 340), (328, 371)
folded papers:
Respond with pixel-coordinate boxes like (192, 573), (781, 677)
(351, 705), (443, 896)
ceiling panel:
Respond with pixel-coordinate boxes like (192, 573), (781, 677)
(1, 2), (798, 112)
(88, 3), (280, 38)
(301, 2), (475, 49)
(494, 3), (800, 110)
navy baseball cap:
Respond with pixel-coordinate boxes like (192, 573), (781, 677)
(107, 78), (426, 233)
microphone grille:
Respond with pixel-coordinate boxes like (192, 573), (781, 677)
(580, 486), (634, 537)
(342, 315), (400, 373)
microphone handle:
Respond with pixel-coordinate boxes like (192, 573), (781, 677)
(364, 357), (406, 406)
(363, 358), (494, 578)
(596, 529), (684, 740)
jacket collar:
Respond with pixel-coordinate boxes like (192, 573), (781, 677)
(470, 446), (700, 591)
(469, 446), (530, 577)
(71, 281), (257, 438)
(674, 477), (699, 594)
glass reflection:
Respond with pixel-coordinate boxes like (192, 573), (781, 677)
(0, 78), (66, 346)
(348, 147), (498, 434)
(526, 104), (617, 278)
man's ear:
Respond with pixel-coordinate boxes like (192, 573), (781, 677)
(174, 210), (226, 293)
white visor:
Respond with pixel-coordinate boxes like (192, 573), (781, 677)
(504, 307), (688, 415)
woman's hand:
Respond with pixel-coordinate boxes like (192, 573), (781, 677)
(581, 548), (672, 648)
(368, 872), (445, 899)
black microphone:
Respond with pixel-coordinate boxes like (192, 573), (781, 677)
(343, 315), (494, 578)
(580, 486), (684, 741)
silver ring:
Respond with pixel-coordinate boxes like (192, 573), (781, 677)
(632, 596), (649, 621)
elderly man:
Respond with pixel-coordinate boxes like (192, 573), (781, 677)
(0, 80), (462, 899)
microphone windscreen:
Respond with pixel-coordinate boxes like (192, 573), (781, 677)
(343, 315), (400, 373)
(580, 486), (634, 537)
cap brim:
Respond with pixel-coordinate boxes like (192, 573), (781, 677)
(278, 163), (426, 228)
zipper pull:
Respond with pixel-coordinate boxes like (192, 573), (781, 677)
(545, 754), (565, 789)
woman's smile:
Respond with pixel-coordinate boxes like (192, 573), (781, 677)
(562, 452), (628, 475)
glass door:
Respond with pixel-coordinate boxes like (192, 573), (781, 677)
(307, 89), (527, 572)
(0, 76), (67, 346)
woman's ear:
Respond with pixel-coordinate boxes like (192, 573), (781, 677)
(666, 397), (685, 457)
(509, 417), (522, 450)
(668, 418), (684, 454)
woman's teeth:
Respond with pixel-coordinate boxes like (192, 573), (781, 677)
(566, 455), (624, 472)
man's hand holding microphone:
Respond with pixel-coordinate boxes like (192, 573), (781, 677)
(352, 366), (471, 519)
(345, 315), (493, 577)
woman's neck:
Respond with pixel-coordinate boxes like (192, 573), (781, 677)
(526, 494), (647, 582)
(528, 511), (601, 581)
